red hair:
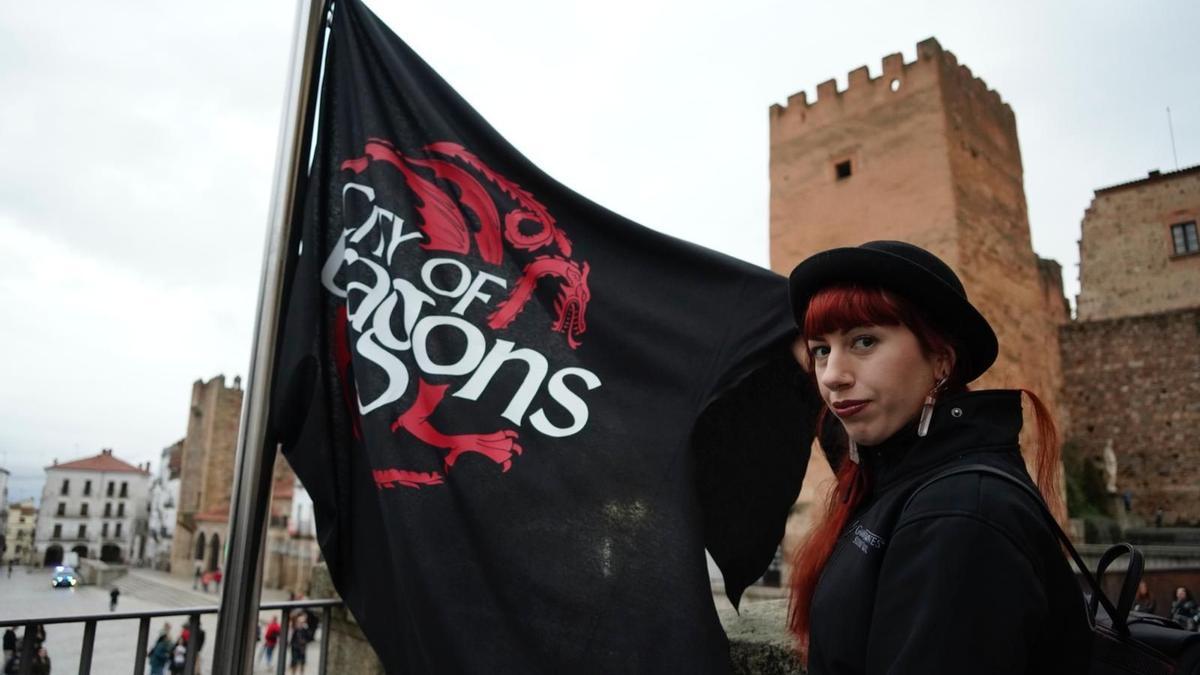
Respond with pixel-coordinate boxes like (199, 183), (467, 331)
(787, 285), (1063, 655)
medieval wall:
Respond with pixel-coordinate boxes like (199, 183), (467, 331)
(1076, 167), (1200, 321)
(769, 38), (1068, 486)
(1059, 309), (1200, 523)
(770, 39), (959, 266)
(171, 374), (243, 575)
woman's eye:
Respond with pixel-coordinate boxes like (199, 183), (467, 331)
(852, 335), (877, 349)
(809, 345), (830, 359)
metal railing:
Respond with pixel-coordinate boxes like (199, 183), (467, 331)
(0, 598), (340, 675)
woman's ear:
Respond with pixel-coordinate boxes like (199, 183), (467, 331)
(935, 347), (957, 382)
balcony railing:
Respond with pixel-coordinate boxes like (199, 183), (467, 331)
(0, 598), (340, 675)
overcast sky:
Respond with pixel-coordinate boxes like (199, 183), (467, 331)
(1, 0), (1196, 503)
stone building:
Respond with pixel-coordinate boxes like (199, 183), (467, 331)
(768, 38), (1069, 547)
(0, 467), (8, 558)
(171, 375), (244, 577)
(263, 475), (322, 594)
(144, 440), (182, 570)
(169, 373), (299, 583)
(32, 449), (151, 566)
(3, 498), (37, 565)
(1060, 165), (1200, 524)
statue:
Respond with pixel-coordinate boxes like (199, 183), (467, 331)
(1103, 439), (1118, 494)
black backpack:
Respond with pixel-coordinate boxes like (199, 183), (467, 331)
(909, 464), (1200, 675)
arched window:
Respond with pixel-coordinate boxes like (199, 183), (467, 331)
(195, 532), (207, 560)
(208, 533), (221, 572)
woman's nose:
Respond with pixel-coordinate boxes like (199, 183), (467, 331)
(819, 350), (853, 390)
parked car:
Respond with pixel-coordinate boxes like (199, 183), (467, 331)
(51, 565), (79, 588)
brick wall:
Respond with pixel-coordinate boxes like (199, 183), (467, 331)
(1059, 309), (1200, 523)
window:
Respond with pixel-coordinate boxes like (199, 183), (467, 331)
(117, 503), (125, 517)
(84, 480), (92, 496)
(60, 479), (70, 495)
(56, 502), (65, 517)
(77, 524), (87, 539)
(80, 503), (89, 517)
(1171, 221), (1199, 255)
(104, 503), (112, 517)
(835, 160), (852, 180)
(102, 523), (109, 537)
(115, 523), (122, 538)
(120, 482), (128, 498)
(106, 482), (114, 497)
(52, 524), (62, 539)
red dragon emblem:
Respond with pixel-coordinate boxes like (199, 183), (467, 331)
(330, 139), (593, 489)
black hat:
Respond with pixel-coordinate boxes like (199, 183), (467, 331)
(788, 240), (998, 384)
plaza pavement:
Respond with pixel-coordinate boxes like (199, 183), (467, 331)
(0, 564), (322, 674)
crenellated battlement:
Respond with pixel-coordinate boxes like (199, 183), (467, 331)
(770, 37), (1013, 125)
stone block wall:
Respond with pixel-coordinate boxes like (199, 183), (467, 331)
(1059, 308), (1200, 523)
(1076, 167), (1200, 321)
(171, 375), (243, 576)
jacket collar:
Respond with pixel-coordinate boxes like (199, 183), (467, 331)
(860, 389), (1024, 492)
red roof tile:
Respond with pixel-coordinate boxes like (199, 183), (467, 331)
(48, 449), (149, 474)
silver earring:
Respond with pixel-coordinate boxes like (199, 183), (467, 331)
(847, 439), (860, 465)
(917, 376), (948, 438)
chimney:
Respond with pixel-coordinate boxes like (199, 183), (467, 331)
(1149, 169), (1162, 178)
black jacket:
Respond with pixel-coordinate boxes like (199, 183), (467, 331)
(807, 390), (1091, 674)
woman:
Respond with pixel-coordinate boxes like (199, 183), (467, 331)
(1171, 587), (1198, 630)
(1134, 581), (1157, 615)
(786, 241), (1091, 673)
(147, 623), (173, 675)
(289, 614), (311, 674)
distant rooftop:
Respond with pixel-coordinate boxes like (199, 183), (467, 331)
(47, 448), (150, 474)
(1095, 164), (1200, 196)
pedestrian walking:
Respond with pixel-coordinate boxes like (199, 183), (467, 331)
(23, 625), (45, 649)
(263, 617), (281, 666)
(289, 615), (310, 674)
(2, 628), (15, 663)
(785, 241), (1091, 673)
(169, 637), (187, 675)
(6, 559), (12, 577)
(30, 647), (50, 675)
(147, 623), (172, 675)
(109, 587), (120, 612)
(192, 566), (201, 590)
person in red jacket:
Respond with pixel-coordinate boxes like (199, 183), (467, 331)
(262, 617), (281, 666)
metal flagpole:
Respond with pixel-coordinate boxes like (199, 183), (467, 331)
(213, 0), (328, 671)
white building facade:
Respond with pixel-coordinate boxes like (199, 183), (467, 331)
(33, 449), (151, 566)
(144, 442), (182, 569)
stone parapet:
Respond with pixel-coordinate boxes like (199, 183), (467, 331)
(720, 599), (805, 675)
(309, 562), (805, 674)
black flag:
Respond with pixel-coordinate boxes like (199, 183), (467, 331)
(272, 0), (817, 671)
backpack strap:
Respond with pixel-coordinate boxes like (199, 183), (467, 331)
(902, 463), (1135, 635)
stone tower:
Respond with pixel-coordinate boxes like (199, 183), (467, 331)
(171, 374), (244, 576)
(769, 38), (1068, 472)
